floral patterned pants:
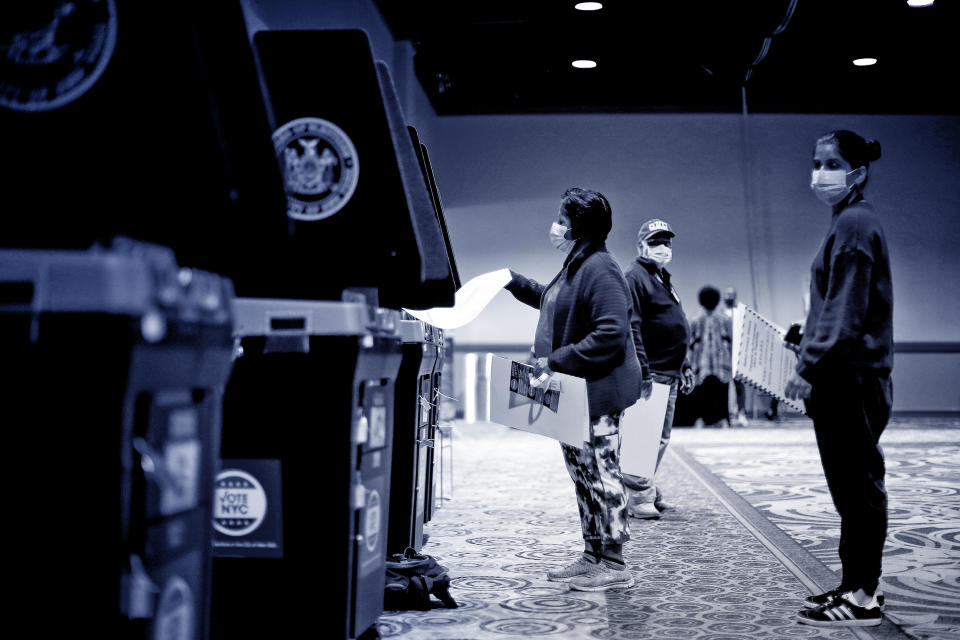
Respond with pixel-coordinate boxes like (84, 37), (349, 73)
(560, 413), (630, 545)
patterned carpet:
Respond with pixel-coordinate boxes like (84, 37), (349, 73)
(673, 417), (960, 640)
(376, 417), (959, 640)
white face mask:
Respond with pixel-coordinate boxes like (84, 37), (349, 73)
(549, 222), (574, 252)
(810, 168), (856, 205)
(641, 242), (672, 267)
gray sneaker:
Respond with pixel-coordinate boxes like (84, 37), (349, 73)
(628, 502), (661, 519)
(569, 560), (634, 592)
(547, 553), (599, 582)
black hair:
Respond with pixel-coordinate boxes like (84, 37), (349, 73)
(817, 130), (882, 190)
(560, 187), (612, 242)
(698, 285), (721, 311)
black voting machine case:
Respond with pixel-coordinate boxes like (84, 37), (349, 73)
(0, 2), (276, 638)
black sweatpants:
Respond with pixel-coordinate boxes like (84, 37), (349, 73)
(805, 368), (892, 595)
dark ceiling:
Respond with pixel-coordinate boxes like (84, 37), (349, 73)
(373, 0), (958, 115)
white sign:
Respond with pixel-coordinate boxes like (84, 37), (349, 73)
(619, 382), (671, 478)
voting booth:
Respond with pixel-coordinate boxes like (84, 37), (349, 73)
(211, 298), (403, 640)
(207, 28), (458, 640)
(0, 243), (235, 638)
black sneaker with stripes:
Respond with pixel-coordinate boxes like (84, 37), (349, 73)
(797, 594), (882, 627)
(804, 587), (885, 608)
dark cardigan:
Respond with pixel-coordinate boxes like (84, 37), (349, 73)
(506, 240), (642, 417)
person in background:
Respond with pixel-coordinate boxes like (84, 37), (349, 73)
(688, 286), (732, 428)
(786, 130), (892, 628)
(621, 219), (695, 520)
(504, 187), (642, 592)
(722, 287), (749, 427)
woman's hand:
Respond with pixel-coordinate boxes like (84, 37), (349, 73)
(639, 378), (653, 400)
(680, 365), (695, 395)
(784, 372), (812, 400)
(530, 357), (554, 389)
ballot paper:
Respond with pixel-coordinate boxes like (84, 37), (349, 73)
(403, 268), (512, 330)
(731, 303), (806, 414)
(619, 382), (671, 479)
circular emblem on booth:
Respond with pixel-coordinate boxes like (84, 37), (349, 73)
(0, 0), (119, 112)
(153, 576), (194, 640)
(272, 116), (359, 221)
(213, 469), (268, 537)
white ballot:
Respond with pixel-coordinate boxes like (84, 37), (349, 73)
(619, 382), (671, 479)
(486, 355), (590, 446)
(731, 303), (806, 414)
(403, 268), (512, 330)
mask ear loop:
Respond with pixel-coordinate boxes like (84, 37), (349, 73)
(850, 166), (868, 193)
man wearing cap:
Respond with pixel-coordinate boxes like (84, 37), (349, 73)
(621, 219), (695, 519)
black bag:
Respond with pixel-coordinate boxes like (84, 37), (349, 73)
(384, 547), (458, 610)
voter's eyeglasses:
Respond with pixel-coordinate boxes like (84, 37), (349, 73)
(646, 238), (672, 247)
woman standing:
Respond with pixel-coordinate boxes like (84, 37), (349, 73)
(785, 130), (893, 628)
(505, 187), (641, 592)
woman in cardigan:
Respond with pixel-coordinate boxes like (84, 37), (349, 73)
(504, 187), (642, 592)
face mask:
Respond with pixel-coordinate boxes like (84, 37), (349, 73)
(549, 222), (574, 252)
(810, 168), (856, 205)
(642, 243), (672, 266)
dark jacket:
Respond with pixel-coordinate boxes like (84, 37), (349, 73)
(506, 240), (642, 416)
(623, 257), (690, 380)
(798, 196), (893, 383)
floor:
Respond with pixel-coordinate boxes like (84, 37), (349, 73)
(376, 416), (960, 640)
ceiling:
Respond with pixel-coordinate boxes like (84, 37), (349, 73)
(373, 0), (958, 115)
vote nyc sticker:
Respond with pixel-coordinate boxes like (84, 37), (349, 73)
(213, 469), (267, 537)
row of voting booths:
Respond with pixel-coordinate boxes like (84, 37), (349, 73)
(0, 3), (458, 639)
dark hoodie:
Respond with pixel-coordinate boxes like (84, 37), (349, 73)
(797, 196), (894, 382)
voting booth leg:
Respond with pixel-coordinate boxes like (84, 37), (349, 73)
(0, 246), (234, 639)
(388, 319), (440, 555)
(210, 300), (402, 640)
(425, 349), (444, 521)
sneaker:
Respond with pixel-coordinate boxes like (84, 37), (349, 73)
(568, 560), (634, 592)
(547, 553), (599, 582)
(804, 588), (885, 609)
(736, 411), (749, 427)
(654, 497), (674, 512)
(797, 593), (882, 627)
(627, 503), (661, 519)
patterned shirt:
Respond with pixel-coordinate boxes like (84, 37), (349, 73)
(690, 309), (732, 385)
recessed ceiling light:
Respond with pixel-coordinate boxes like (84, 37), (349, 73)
(572, 59), (597, 69)
(852, 57), (878, 66)
(907, 0), (934, 7)
(575, 2), (603, 10)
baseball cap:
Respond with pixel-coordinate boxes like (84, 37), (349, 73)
(638, 219), (675, 242)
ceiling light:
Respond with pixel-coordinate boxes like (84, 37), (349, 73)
(571, 60), (597, 69)
(907, 0), (934, 7)
(852, 57), (878, 66)
(574, 2), (603, 10)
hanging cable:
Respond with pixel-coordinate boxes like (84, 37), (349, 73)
(739, 0), (799, 311)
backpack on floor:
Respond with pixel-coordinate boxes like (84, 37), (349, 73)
(384, 547), (458, 610)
